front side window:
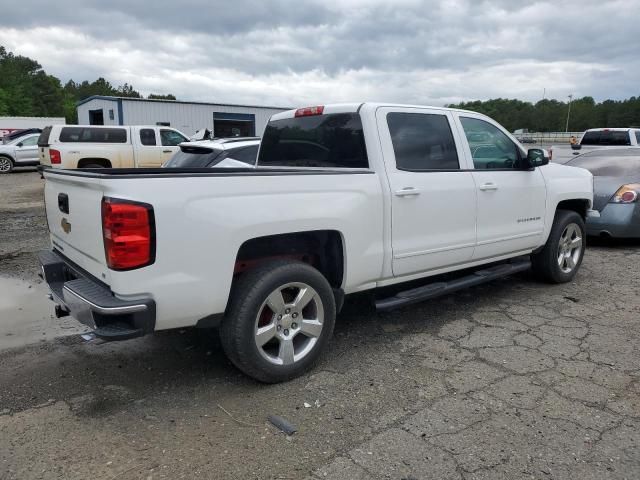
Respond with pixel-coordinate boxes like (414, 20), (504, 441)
(258, 113), (368, 168)
(140, 129), (156, 146)
(387, 112), (459, 170)
(160, 129), (188, 146)
(20, 136), (39, 146)
(460, 117), (522, 169)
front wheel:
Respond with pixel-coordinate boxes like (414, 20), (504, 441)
(0, 156), (14, 174)
(532, 210), (585, 283)
(220, 260), (336, 383)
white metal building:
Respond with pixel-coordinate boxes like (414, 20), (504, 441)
(76, 96), (289, 137)
(0, 116), (66, 139)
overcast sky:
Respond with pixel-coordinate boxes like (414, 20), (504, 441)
(0, 0), (637, 107)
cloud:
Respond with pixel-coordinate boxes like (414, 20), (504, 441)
(0, 0), (637, 106)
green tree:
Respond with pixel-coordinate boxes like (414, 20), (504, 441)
(147, 93), (177, 100)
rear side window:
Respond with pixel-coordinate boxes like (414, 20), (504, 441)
(59, 127), (127, 143)
(581, 130), (631, 146)
(227, 145), (259, 165)
(37, 126), (52, 147)
(140, 129), (157, 146)
(387, 113), (459, 170)
(258, 113), (368, 168)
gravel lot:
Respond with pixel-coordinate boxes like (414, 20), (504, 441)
(1, 170), (639, 480)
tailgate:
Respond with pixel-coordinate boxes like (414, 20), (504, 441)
(44, 171), (110, 280)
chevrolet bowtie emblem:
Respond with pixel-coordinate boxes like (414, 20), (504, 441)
(61, 218), (72, 234)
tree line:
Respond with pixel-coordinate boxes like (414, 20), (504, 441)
(447, 96), (640, 133)
(0, 46), (176, 123)
(2, 45), (639, 131)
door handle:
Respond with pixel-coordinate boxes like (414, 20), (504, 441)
(162, 150), (173, 153)
(394, 187), (421, 197)
(479, 183), (498, 191)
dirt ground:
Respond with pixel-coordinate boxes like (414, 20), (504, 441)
(0, 170), (639, 480)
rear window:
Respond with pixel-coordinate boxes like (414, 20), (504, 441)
(567, 149), (640, 176)
(258, 113), (368, 168)
(37, 126), (53, 147)
(163, 146), (223, 168)
(581, 130), (631, 146)
(59, 127), (127, 143)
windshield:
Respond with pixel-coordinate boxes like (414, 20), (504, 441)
(568, 149), (640, 177)
(164, 145), (223, 168)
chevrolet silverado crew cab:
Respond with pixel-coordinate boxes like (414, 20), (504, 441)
(550, 128), (640, 164)
(39, 103), (595, 383)
(38, 124), (190, 169)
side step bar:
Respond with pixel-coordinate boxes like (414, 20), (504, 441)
(375, 260), (531, 312)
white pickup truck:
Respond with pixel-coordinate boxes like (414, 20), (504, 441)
(550, 128), (640, 164)
(39, 103), (595, 383)
(38, 125), (190, 169)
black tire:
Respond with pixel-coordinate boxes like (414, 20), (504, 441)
(0, 156), (14, 174)
(531, 210), (585, 283)
(219, 260), (336, 383)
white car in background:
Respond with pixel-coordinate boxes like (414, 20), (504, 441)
(38, 125), (190, 169)
(0, 133), (41, 174)
(163, 137), (260, 168)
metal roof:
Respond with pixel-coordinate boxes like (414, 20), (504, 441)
(76, 95), (291, 111)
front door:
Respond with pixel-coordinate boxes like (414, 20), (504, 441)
(453, 114), (547, 260)
(14, 135), (40, 163)
(376, 107), (477, 277)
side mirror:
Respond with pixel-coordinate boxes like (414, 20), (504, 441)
(526, 148), (549, 168)
(16, 142), (23, 147)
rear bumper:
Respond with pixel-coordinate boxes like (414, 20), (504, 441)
(39, 250), (156, 340)
(586, 203), (640, 238)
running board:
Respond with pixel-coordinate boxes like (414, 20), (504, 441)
(375, 260), (531, 312)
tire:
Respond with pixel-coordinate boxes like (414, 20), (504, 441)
(531, 210), (585, 283)
(220, 260), (336, 383)
(0, 156), (14, 174)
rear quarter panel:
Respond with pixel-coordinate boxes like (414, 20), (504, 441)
(103, 172), (385, 330)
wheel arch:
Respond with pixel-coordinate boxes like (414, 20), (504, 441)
(77, 157), (112, 168)
(233, 230), (345, 290)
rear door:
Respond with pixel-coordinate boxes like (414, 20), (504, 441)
(452, 113), (546, 260)
(376, 107), (477, 277)
(133, 127), (162, 167)
(43, 171), (110, 280)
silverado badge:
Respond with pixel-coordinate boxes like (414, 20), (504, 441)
(61, 218), (72, 234)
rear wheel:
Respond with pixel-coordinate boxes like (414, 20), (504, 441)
(0, 156), (14, 174)
(220, 260), (336, 383)
(532, 210), (585, 283)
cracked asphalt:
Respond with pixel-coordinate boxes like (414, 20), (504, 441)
(1, 171), (639, 480)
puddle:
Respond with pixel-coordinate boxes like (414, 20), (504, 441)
(0, 276), (88, 350)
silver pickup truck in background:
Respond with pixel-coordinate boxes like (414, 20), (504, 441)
(551, 128), (640, 164)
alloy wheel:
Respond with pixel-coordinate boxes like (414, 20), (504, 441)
(254, 282), (324, 366)
(557, 223), (582, 274)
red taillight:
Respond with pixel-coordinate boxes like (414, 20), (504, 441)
(50, 149), (61, 164)
(295, 106), (324, 117)
(101, 198), (155, 270)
